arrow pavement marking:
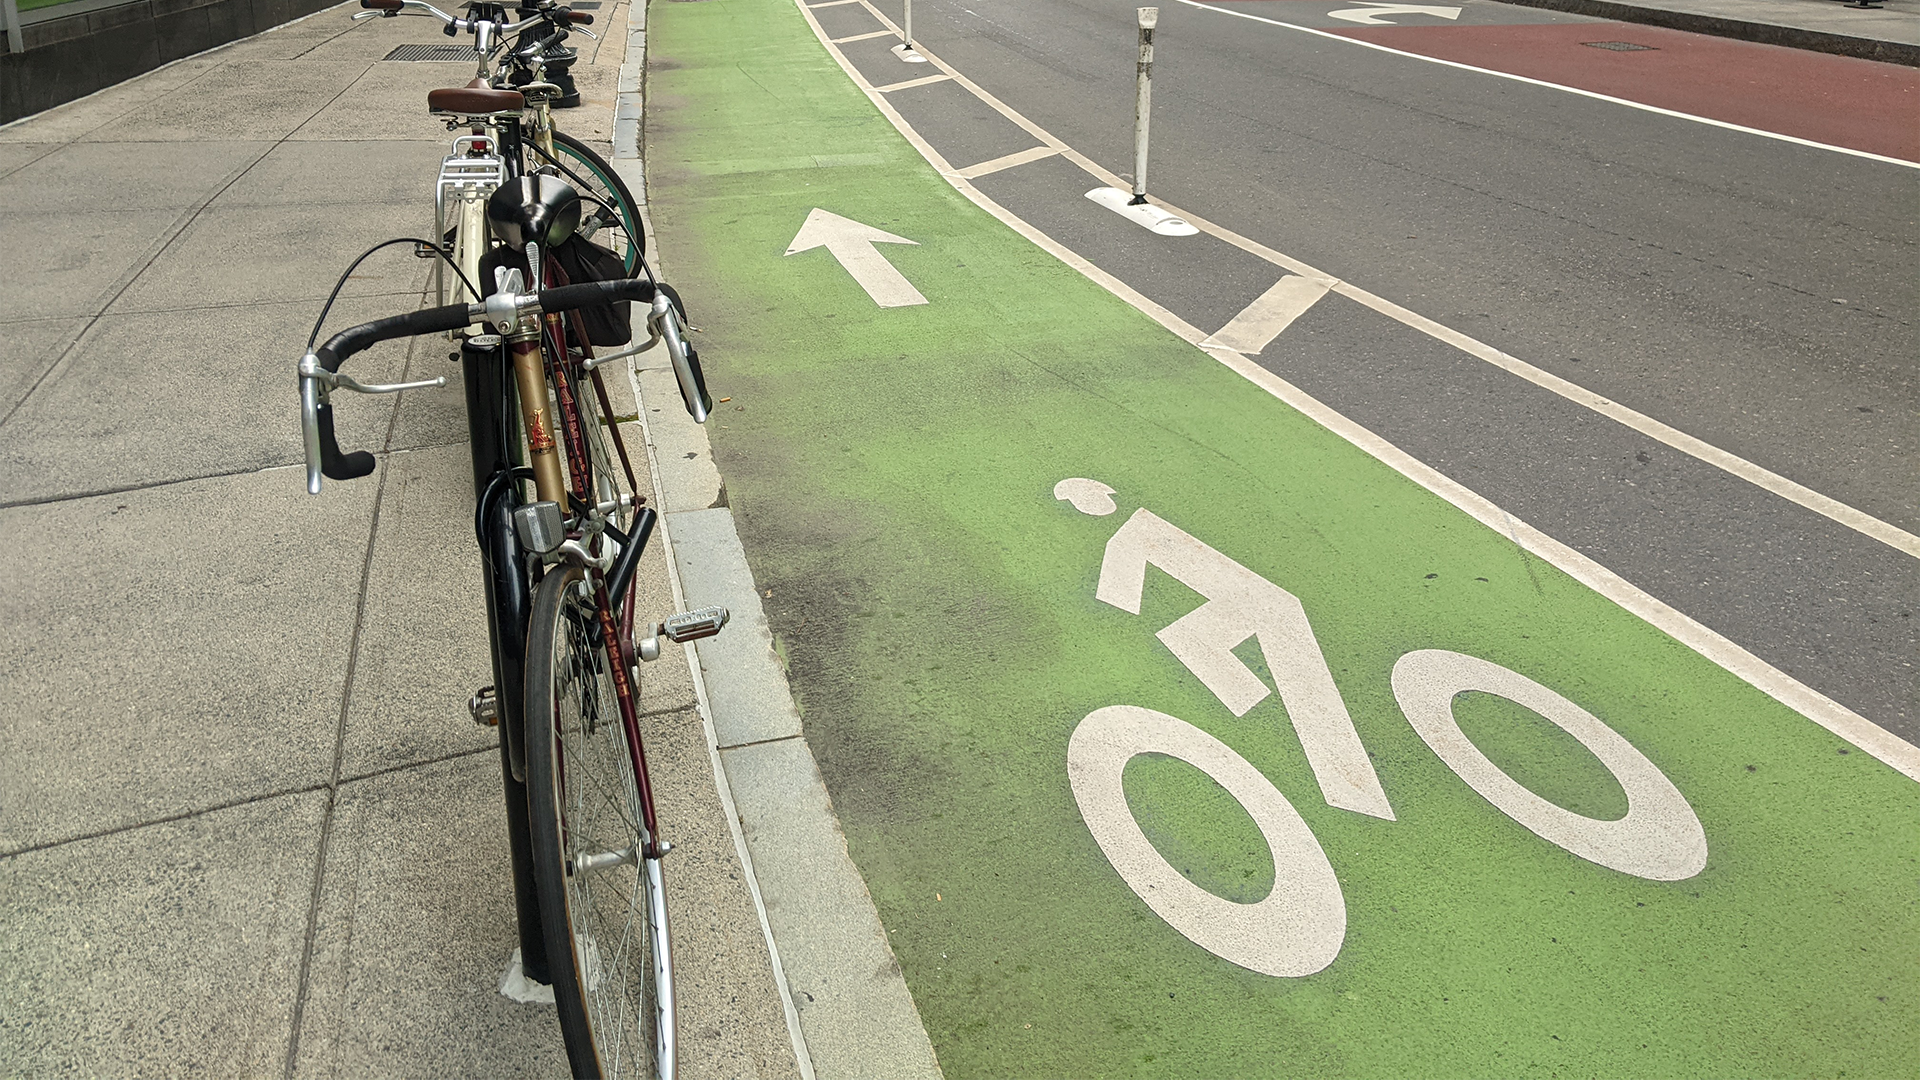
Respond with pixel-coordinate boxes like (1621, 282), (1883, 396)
(1328, 3), (1461, 25)
(784, 208), (929, 308)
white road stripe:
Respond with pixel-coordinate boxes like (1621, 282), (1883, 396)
(872, 73), (952, 93)
(1177, 0), (1920, 170)
(951, 144), (1061, 179)
(1201, 275), (1336, 355)
(787, 0), (1920, 776)
(839, 7), (1920, 562)
(831, 29), (898, 43)
(1328, 283), (1920, 559)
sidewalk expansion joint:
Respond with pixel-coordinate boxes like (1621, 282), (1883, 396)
(0, 461), (306, 511)
(282, 323), (417, 1078)
(1, 57), (389, 436)
(0, 780), (330, 861)
(0, 743), (499, 862)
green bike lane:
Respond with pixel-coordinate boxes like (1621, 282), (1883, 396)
(644, 1), (1919, 1075)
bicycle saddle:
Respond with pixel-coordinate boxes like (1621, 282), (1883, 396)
(428, 85), (526, 115)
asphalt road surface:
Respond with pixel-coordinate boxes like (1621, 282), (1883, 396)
(851, 0), (1920, 743)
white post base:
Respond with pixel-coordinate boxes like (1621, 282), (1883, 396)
(1084, 187), (1199, 236)
(891, 43), (928, 63)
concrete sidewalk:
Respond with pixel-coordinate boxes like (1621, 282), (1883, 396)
(0, 4), (807, 1075)
(1499, 0), (1920, 64)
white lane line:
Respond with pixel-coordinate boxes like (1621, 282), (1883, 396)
(817, 2), (1920, 562)
(788, 0), (1920, 779)
(951, 144), (1061, 179)
(831, 29), (898, 43)
(1057, 140), (1920, 557)
(872, 72), (952, 93)
(1329, 283), (1920, 558)
(1204, 346), (1920, 784)
(807, 0), (861, 7)
(1177, 0), (1920, 170)
(1201, 275), (1336, 355)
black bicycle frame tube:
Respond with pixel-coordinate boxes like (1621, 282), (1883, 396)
(462, 334), (551, 986)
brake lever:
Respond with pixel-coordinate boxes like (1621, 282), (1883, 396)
(299, 353), (448, 396)
(651, 293), (711, 423)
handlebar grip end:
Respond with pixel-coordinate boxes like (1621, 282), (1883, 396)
(361, 0), (403, 9)
(314, 400), (377, 484)
(325, 450), (378, 482)
(567, 11), (594, 23)
(683, 345), (714, 421)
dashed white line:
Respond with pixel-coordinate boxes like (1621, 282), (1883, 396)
(872, 72), (953, 93)
(1200, 275), (1336, 355)
(785, 0), (1920, 777)
(951, 144), (1061, 179)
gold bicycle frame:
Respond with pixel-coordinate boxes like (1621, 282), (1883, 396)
(431, 76), (585, 509)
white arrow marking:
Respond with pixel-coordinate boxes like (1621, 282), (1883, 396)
(784, 208), (928, 308)
(1327, 2), (1461, 26)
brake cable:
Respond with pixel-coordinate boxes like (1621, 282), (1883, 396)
(306, 237), (483, 351)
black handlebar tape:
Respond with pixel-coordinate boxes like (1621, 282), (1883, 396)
(311, 300), (473, 483)
(316, 302), (477, 373)
(360, 0), (403, 10)
(566, 11), (593, 24)
(316, 402), (377, 481)
(535, 277), (655, 313)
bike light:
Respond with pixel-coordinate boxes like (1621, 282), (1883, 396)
(513, 500), (566, 554)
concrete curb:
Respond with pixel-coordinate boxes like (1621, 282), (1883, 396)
(1496, 0), (1920, 66)
(610, 4), (943, 1077)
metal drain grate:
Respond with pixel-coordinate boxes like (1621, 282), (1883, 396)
(384, 44), (481, 62)
(1581, 41), (1656, 51)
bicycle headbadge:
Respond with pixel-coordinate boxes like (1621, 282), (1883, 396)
(487, 174), (582, 251)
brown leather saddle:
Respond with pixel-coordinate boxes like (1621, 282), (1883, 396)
(427, 79), (525, 117)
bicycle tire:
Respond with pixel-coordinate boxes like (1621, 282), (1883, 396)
(525, 567), (674, 1079)
(547, 131), (646, 277)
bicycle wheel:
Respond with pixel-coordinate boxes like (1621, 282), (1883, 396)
(545, 130), (646, 277)
(525, 567), (675, 1079)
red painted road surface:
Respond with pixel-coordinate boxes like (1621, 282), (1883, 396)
(1335, 22), (1920, 161)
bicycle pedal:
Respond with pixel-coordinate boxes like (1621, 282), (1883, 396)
(662, 606), (729, 643)
(633, 607), (729, 663)
(469, 685), (499, 726)
(413, 241), (445, 260)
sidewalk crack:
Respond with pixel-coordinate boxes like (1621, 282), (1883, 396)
(278, 347), (409, 1076)
(0, 56), (377, 434)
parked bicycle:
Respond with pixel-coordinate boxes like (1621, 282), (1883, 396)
(356, 0), (648, 310)
(297, 83), (715, 1079)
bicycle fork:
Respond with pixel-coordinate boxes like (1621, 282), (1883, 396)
(464, 333), (554, 985)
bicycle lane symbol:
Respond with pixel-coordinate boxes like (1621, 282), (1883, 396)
(1052, 478), (1708, 979)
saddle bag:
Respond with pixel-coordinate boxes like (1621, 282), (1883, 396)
(480, 235), (634, 347)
